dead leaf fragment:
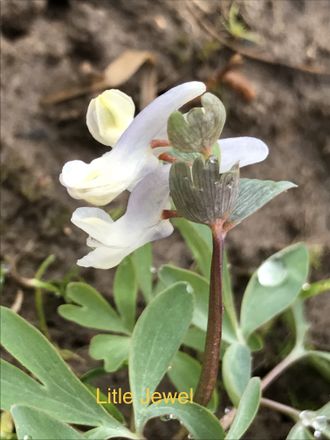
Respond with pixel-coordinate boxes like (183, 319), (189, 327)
(222, 70), (256, 102)
(103, 49), (156, 87)
(41, 50), (157, 106)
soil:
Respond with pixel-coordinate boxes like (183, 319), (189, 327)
(1, 0), (330, 439)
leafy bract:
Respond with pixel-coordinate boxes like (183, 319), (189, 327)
(241, 244), (309, 337)
(58, 282), (128, 334)
(229, 178), (296, 224)
(129, 282), (193, 431)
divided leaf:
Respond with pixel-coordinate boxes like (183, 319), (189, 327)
(129, 282), (194, 431)
(0, 307), (135, 438)
(89, 335), (130, 372)
(58, 282), (128, 334)
(11, 405), (85, 440)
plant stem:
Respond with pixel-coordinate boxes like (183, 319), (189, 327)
(194, 221), (225, 406)
(261, 398), (300, 421)
(35, 287), (50, 339)
(261, 350), (304, 390)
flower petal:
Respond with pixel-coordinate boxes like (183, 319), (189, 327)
(126, 164), (171, 226)
(115, 81), (206, 155)
(77, 220), (173, 269)
(73, 165), (173, 269)
(60, 149), (159, 205)
(71, 207), (113, 244)
(86, 89), (135, 146)
(218, 137), (269, 172)
(61, 82), (205, 205)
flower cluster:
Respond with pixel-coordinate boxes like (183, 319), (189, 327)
(60, 82), (269, 269)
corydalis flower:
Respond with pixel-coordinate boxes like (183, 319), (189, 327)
(60, 82), (273, 269)
(71, 166), (172, 269)
(60, 82), (206, 206)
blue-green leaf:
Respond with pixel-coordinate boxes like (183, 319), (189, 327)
(173, 219), (212, 276)
(168, 351), (218, 412)
(159, 265), (237, 344)
(225, 377), (261, 440)
(114, 256), (138, 331)
(241, 244), (309, 338)
(0, 307), (135, 438)
(222, 343), (252, 406)
(11, 405), (84, 440)
(129, 282), (194, 431)
(286, 424), (314, 439)
(89, 334), (130, 372)
(141, 401), (225, 439)
(229, 179), (296, 224)
(132, 243), (153, 302)
(58, 282), (128, 334)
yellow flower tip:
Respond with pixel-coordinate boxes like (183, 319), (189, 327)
(86, 89), (135, 147)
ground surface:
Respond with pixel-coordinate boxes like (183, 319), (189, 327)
(1, 0), (330, 439)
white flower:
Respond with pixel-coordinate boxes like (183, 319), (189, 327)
(71, 165), (172, 269)
(60, 81), (271, 269)
(86, 89), (135, 146)
(60, 82), (207, 206)
(218, 137), (268, 173)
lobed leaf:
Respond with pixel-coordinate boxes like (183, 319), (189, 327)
(89, 334), (130, 372)
(58, 282), (128, 334)
(11, 405), (84, 440)
(129, 282), (194, 431)
(0, 307), (135, 438)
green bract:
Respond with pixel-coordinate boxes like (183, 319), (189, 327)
(167, 92), (226, 153)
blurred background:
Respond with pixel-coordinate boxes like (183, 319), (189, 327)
(1, 0), (330, 438)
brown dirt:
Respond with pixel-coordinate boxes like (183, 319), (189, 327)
(1, 0), (330, 439)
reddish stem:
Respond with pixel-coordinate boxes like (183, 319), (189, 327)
(194, 221), (225, 406)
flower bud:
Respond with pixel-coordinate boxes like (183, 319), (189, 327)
(167, 92), (226, 154)
(170, 156), (239, 225)
(86, 89), (135, 146)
